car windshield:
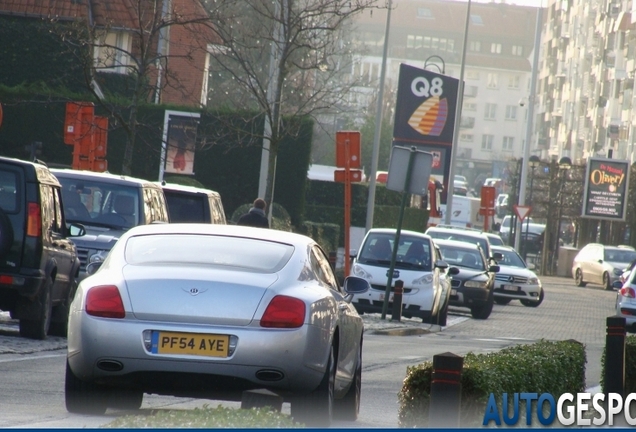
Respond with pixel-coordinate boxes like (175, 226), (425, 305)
(438, 245), (486, 271)
(487, 234), (504, 246)
(493, 248), (526, 268)
(57, 177), (140, 229)
(125, 234), (294, 273)
(604, 249), (636, 264)
(358, 233), (432, 271)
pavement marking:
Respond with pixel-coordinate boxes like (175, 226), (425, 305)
(0, 353), (65, 363)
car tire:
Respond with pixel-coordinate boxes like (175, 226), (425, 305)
(291, 344), (335, 427)
(65, 359), (107, 415)
(108, 389), (144, 411)
(0, 208), (14, 261)
(471, 290), (494, 320)
(603, 273), (612, 291)
(575, 269), (586, 287)
(494, 297), (511, 305)
(19, 277), (52, 340)
(334, 341), (361, 421)
(49, 278), (77, 337)
(520, 288), (544, 307)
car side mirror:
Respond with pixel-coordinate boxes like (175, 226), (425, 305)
(492, 252), (503, 261)
(349, 249), (357, 259)
(489, 265), (500, 273)
(434, 259), (449, 270)
(68, 223), (86, 237)
(343, 275), (370, 295)
(448, 266), (460, 275)
(613, 280), (623, 290)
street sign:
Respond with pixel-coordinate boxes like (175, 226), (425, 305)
(386, 146), (433, 196)
(335, 131), (361, 168)
(514, 205), (532, 221)
(334, 169), (363, 183)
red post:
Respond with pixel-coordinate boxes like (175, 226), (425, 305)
(336, 131), (361, 277)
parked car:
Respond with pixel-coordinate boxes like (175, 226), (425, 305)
(51, 169), (170, 279)
(572, 243), (636, 290)
(495, 193), (509, 217)
(612, 275), (636, 332)
(350, 228), (451, 325)
(485, 232), (505, 246)
(453, 175), (469, 196)
(425, 225), (499, 262)
(0, 157), (86, 339)
(158, 182), (226, 224)
(498, 215), (538, 244)
(491, 245), (544, 307)
(433, 239), (499, 319)
(65, 223), (369, 426)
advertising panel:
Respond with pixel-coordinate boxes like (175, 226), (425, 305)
(582, 158), (630, 221)
(392, 63), (460, 204)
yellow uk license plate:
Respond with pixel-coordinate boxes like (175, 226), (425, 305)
(152, 331), (230, 357)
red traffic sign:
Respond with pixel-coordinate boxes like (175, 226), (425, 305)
(335, 131), (361, 169)
(513, 205), (532, 221)
(334, 169), (363, 183)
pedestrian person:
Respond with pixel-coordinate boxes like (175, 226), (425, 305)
(237, 198), (270, 228)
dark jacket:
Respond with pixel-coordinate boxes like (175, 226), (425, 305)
(237, 208), (269, 228)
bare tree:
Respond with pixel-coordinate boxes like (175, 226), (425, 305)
(52, 0), (217, 175)
(201, 0), (378, 205)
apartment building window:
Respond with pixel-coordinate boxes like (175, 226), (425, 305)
(466, 70), (480, 80)
(484, 103), (497, 120)
(464, 102), (477, 111)
(505, 105), (517, 120)
(469, 41), (481, 52)
(487, 73), (499, 89)
(491, 43), (502, 54)
(94, 31), (131, 73)
(417, 8), (433, 18)
(471, 15), (484, 25)
(512, 45), (523, 56)
(502, 136), (514, 151)
(432, 37), (439, 50)
(464, 86), (478, 97)
(460, 133), (474, 142)
(481, 134), (494, 150)
(407, 35), (423, 49)
(460, 117), (475, 128)
(423, 36), (431, 48)
(508, 75), (521, 89)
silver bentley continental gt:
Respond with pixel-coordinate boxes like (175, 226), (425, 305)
(65, 223), (370, 426)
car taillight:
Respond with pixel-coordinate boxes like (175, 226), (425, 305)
(260, 295), (305, 328)
(620, 287), (636, 299)
(86, 285), (125, 319)
(26, 202), (41, 237)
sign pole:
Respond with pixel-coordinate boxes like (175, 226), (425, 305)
(344, 138), (351, 277)
(381, 147), (417, 319)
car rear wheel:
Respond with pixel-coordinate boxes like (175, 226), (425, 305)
(291, 344), (335, 427)
(0, 209), (14, 262)
(520, 288), (544, 307)
(575, 269), (586, 287)
(49, 278), (77, 337)
(603, 273), (612, 291)
(494, 297), (511, 305)
(108, 389), (144, 410)
(334, 341), (361, 421)
(65, 360), (107, 414)
(19, 277), (52, 340)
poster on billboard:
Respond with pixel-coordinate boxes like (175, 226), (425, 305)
(581, 158), (630, 221)
(159, 110), (200, 179)
(392, 63), (459, 204)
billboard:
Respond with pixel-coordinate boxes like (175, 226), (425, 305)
(159, 111), (200, 179)
(581, 158), (630, 221)
(392, 63), (460, 203)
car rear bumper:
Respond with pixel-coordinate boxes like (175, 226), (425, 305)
(449, 286), (490, 308)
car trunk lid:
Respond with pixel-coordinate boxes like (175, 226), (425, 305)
(122, 265), (278, 326)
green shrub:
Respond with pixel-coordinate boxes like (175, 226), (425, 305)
(296, 221), (340, 254)
(398, 340), (586, 427)
(600, 334), (636, 393)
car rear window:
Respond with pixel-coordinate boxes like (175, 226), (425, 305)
(125, 234), (294, 273)
(164, 191), (206, 222)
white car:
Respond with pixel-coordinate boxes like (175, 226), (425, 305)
(612, 274), (636, 332)
(350, 229), (451, 325)
(491, 245), (544, 307)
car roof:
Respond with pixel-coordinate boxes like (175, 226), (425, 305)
(426, 225), (487, 237)
(121, 223), (316, 248)
(365, 228), (431, 238)
(51, 168), (161, 189)
(157, 182), (221, 197)
(432, 238), (481, 251)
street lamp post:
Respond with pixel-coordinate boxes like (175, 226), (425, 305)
(554, 156), (572, 273)
(522, 155), (541, 260)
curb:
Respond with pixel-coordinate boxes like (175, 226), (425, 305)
(371, 327), (433, 336)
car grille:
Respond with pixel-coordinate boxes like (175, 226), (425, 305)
(495, 274), (529, 284)
(77, 248), (89, 272)
(370, 284), (413, 294)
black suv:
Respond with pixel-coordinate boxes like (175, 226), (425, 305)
(51, 169), (170, 279)
(0, 157), (85, 339)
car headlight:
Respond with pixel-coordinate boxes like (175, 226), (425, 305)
(352, 265), (372, 280)
(528, 277), (539, 285)
(614, 269), (623, 276)
(412, 274), (433, 285)
(464, 280), (487, 289)
(89, 250), (109, 263)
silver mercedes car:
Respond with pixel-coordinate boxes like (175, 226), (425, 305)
(65, 223), (369, 426)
